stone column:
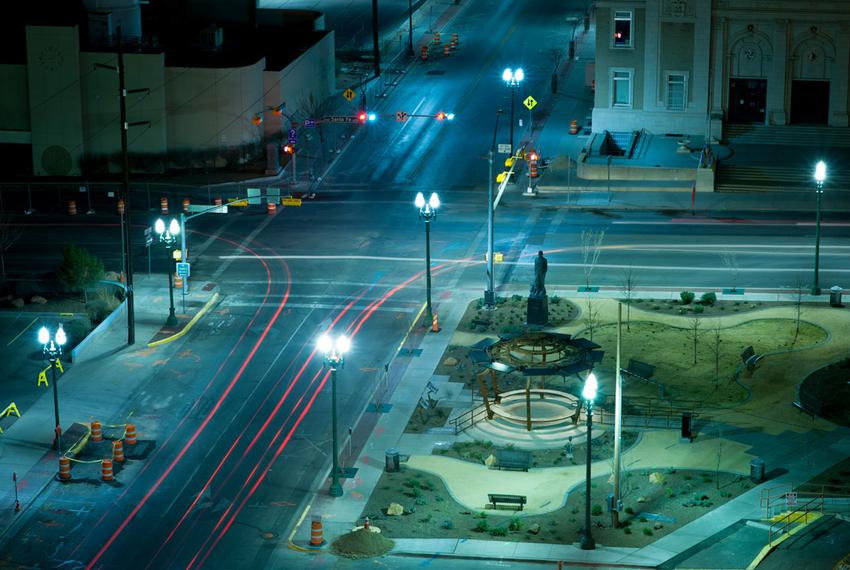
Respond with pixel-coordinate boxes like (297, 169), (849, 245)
(767, 19), (789, 125)
(830, 22), (850, 126)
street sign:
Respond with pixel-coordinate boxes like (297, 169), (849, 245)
(523, 95), (538, 110)
(304, 119), (317, 128)
(282, 196), (302, 206)
(144, 227), (153, 247)
(497, 143), (512, 154)
(287, 128), (297, 143)
(395, 111), (409, 122)
(342, 88), (356, 102)
(176, 262), (191, 278)
(324, 115), (358, 124)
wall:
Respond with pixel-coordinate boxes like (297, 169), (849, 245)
(0, 64), (30, 142)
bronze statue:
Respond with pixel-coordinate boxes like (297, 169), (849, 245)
(530, 250), (547, 298)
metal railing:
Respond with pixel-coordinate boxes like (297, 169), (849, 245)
(768, 494), (824, 546)
(449, 403), (488, 435)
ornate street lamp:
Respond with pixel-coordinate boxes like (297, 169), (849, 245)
(502, 68), (525, 153)
(812, 161), (826, 295)
(580, 372), (598, 550)
(155, 218), (180, 326)
(317, 332), (351, 497)
(415, 192), (440, 326)
(39, 325), (67, 451)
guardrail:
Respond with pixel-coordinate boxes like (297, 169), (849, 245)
(768, 495), (823, 546)
(449, 404), (488, 435)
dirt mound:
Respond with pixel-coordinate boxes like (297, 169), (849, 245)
(330, 528), (394, 559)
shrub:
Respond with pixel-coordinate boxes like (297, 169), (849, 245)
(489, 527), (507, 537)
(643, 528), (653, 536)
(680, 291), (695, 305)
(478, 511), (488, 519)
(511, 294), (523, 302)
(693, 305), (705, 314)
(592, 504), (603, 516)
(700, 292), (717, 305)
(508, 516), (523, 531)
(625, 506), (634, 514)
(415, 497), (427, 505)
(550, 295), (561, 304)
(624, 527), (632, 534)
(639, 517), (647, 523)
(441, 519), (453, 530)
(474, 520), (489, 532)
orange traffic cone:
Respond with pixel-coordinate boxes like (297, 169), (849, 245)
(431, 313), (440, 333)
(102, 459), (113, 481)
(160, 197), (169, 214)
(443, 44), (451, 56)
(117, 199), (125, 215)
(182, 198), (190, 213)
(125, 423), (137, 445)
(569, 120), (578, 135)
(309, 516), (325, 546)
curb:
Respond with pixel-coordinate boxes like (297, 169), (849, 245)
(390, 550), (656, 568)
(147, 292), (220, 348)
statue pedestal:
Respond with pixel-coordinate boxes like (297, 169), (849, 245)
(526, 296), (548, 326)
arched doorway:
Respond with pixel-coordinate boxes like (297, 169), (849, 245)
(727, 33), (772, 124)
(790, 34), (835, 125)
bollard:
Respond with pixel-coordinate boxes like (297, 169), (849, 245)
(112, 440), (125, 463)
(101, 459), (113, 481)
(67, 200), (77, 216)
(90, 420), (103, 442)
(125, 423), (137, 445)
(58, 457), (71, 481)
(309, 516), (325, 546)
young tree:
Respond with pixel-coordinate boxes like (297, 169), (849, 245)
(685, 316), (702, 365)
(580, 229), (606, 291)
(0, 215), (22, 279)
(583, 298), (600, 341)
(720, 252), (740, 293)
(56, 243), (105, 303)
(706, 320), (723, 390)
(620, 266), (638, 331)
(792, 276), (806, 344)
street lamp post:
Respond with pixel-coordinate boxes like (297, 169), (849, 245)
(485, 110), (503, 309)
(812, 161), (826, 295)
(155, 218), (180, 327)
(39, 325), (67, 451)
(415, 192), (440, 325)
(581, 372), (598, 550)
(318, 333), (351, 497)
(502, 68), (524, 153)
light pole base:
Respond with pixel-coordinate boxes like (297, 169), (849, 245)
(580, 533), (596, 550)
(329, 482), (343, 497)
(166, 311), (178, 327)
(811, 287), (821, 296)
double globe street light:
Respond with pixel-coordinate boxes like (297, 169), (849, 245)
(812, 161), (827, 296)
(415, 192), (440, 327)
(502, 68), (525, 153)
(581, 372), (598, 551)
(317, 332), (351, 497)
(38, 325), (67, 451)
(155, 218), (180, 327)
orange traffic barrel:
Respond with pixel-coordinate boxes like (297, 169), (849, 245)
(433, 32), (441, 44)
(160, 197), (168, 214)
(117, 199), (125, 215)
(451, 33), (459, 45)
(58, 456), (71, 481)
(174, 274), (184, 289)
(91, 420), (103, 442)
(420, 45), (428, 61)
(267, 201), (277, 215)
(528, 149), (539, 178)
(309, 516), (325, 546)
(125, 423), (137, 445)
(102, 459), (113, 481)
(182, 198), (190, 213)
(68, 200), (77, 216)
(569, 120), (578, 135)
(113, 440), (125, 463)
(443, 44), (451, 56)
(214, 197), (223, 207)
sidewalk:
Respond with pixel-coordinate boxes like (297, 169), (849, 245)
(0, 276), (218, 539)
(287, 287), (850, 568)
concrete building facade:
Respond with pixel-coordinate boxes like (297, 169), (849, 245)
(592, 0), (850, 139)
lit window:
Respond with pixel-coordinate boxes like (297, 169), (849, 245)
(666, 73), (687, 111)
(612, 70), (632, 107)
(613, 11), (633, 48)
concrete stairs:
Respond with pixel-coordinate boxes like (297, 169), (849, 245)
(725, 124), (850, 147)
(716, 164), (850, 193)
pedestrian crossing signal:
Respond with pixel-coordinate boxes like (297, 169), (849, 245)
(358, 111), (368, 123)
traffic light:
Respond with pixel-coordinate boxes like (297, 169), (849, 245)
(436, 112), (446, 121)
(358, 111), (368, 123)
(435, 112), (455, 121)
(283, 144), (295, 154)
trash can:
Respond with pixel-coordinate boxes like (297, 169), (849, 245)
(830, 285), (843, 307)
(750, 458), (765, 483)
(385, 448), (400, 473)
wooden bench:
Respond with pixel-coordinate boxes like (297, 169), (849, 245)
(488, 493), (527, 511)
(495, 449), (531, 472)
(741, 346), (764, 372)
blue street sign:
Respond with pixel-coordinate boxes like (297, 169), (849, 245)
(287, 128), (297, 143)
(304, 119), (317, 128)
(176, 262), (190, 277)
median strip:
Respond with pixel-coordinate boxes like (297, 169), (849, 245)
(147, 292), (219, 348)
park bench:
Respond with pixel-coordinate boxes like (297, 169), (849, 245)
(741, 346), (764, 372)
(488, 493), (527, 511)
(495, 449), (531, 472)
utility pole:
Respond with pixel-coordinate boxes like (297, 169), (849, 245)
(372, 0), (381, 77)
(485, 109), (503, 309)
(612, 303), (623, 528)
(95, 27), (151, 345)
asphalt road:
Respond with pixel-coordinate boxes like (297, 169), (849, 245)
(1, 0), (849, 568)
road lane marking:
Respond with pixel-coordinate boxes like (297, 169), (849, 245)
(7, 317), (37, 347)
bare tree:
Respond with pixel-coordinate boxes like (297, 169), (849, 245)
(620, 266), (638, 331)
(0, 215), (22, 279)
(720, 252), (740, 293)
(685, 316), (702, 365)
(706, 320), (723, 390)
(580, 229), (606, 291)
(792, 276), (806, 344)
(715, 423), (723, 490)
(583, 298), (600, 341)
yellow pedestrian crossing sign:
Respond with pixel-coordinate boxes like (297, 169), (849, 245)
(38, 368), (48, 386)
(343, 88), (356, 102)
(523, 96), (537, 110)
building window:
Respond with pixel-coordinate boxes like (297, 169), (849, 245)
(611, 69), (632, 107)
(666, 72), (687, 110)
(613, 10), (633, 48)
